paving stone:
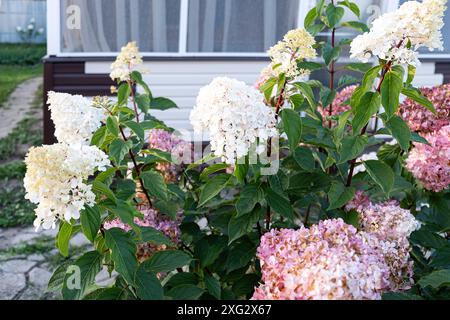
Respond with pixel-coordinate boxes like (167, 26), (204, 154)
(0, 260), (36, 273)
(17, 286), (43, 300)
(29, 267), (52, 288)
(0, 272), (26, 300)
(27, 254), (46, 262)
(10, 233), (41, 246)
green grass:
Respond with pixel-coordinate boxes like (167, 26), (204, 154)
(0, 182), (37, 228)
(0, 43), (46, 65)
(0, 84), (43, 228)
(0, 65), (42, 107)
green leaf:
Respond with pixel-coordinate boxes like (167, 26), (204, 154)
(294, 147), (315, 171)
(326, 3), (345, 28)
(134, 264), (164, 300)
(304, 7), (318, 27)
(381, 70), (403, 117)
(364, 160), (395, 195)
(144, 250), (192, 273)
(56, 222), (75, 257)
(195, 235), (227, 268)
(226, 237), (256, 272)
(297, 61), (323, 72)
(341, 21), (369, 32)
(288, 172), (331, 193)
(228, 208), (261, 244)
(383, 292), (424, 300)
(109, 138), (131, 164)
(232, 274), (260, 298)
(259, 77), (276, 102)
(80, 205), (101, 243)
(337, 75), (359, 88)
(338, 135), (368, 164)
(281, 109), (303, 151)
(402, 87), (436, 114)
(319, 86), (336, 107)
(266, 189), (294, 221)
(135, 93), (150, 114)
(352, 92), (380, 134)
(198, 174), (231, 207)
(137, 226), (174, 247)
(345, 62), (372, 73)
(327, 182), (356, 210)
(200, 163), (229, 181)
(131, 71), (152, 98)
(293, 82), (316, 109)
(322, 43), (341, 66)
(407, 65), (416, 85)
(204, 274), (221, 299)
(418, 270), (450, 289)
(62, 251), (102, 300)
(165, 273), (199, 289)
(105, 228), (137, 284)
(150, 97), (178, 110)
(125, 121), (145, 141)
(386, 115), (411, 151)
(167, 284), (204, 300)
(92, 180), (117, 202)
(141, 170), (168, 201)
(290, 94), (305, 110)
(338, 0), (360, 17)
(430, 246), (450, 269)
(47, 263), (70, 293)
(117, 83), (131, 106)
(410, 229), (448, 249)
(351, 65), (381, 107)
(106, 116), (119, 137)
(236, 184), (260, 216)
(154, 200), (178, 220)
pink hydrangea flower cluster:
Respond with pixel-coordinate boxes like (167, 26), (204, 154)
(148, 129), (192, 182)
(104, 206), (181, 262)
(405, 125), (450, 192)
(318, 85), (358, 124)
(252, 219), (390, 300)
(398, 84), (450, 134)
(346, 193), (421, 291)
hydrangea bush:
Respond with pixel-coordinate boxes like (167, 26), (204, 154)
(25, 0), (449, 300)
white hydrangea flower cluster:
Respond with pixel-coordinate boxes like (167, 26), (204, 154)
(190, 77), (278, 164)
(26, 90), (110, 230)
(268, 28), (317, 78)
(110, 41), (144, 82)
(47, 92), (104, 145)
(24, 144), (110, 230)
(350, 0), (447, 65)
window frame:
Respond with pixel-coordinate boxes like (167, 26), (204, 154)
(48, 0), (450, 59)
(48, 0), (308, 57)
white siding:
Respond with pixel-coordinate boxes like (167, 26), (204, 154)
(85, 60), (268, 135)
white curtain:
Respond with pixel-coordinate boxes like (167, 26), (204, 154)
(61, 0), (180, 52)
(187, 0), (300, 52)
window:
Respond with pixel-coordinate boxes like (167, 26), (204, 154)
(187, 0), (299, 53)
(61, 0), (181, 53)
(59, 0), (300, 55)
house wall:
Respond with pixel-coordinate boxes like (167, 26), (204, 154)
(85, 60), (269, 135)
(0, 0), (46, 43)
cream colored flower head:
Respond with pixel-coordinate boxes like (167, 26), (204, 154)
(110, 41), (144, 81)
(268, 28), (316, 79)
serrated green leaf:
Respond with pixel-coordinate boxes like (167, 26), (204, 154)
(144, 250), (192, 273)
(364, 160), (394, 195)
(282, 109), (303, 151)
(105, 228), (137, 284)
(327, 181), (356, 210)
(80, 205), (101, 243)
(198, 174), (231, 207)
